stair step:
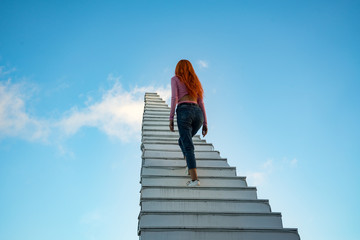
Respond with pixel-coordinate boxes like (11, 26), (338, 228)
(142, 137), (206, 143)
(143, 117), (175, 121)
(144, 97), (163, 100)
(143, 114), (172, 118)
(144, 112), (169, 117)
(139, 211), (283, 229)
(142, 143), (214, 151)
(141, 175), (246, 187)
(144, 100), (166, 103)
(142, 130), (205, 140)
(142, 135), (203, 140)
(141, 166), (237, 177)
(144, 112), (170, 116)
(143, 159), (229, 168)
(143, 110), (169, 113)
(142, 140), (209, 145)
(140, 186), (257, 200)
(145, 105), (170, 108)
(144, 103), (166, 106)
(145, 108), (170, 112)
(143, 117), (172, 121)
(143, 122), (178, 126)
(140, 198), (270, 213)
(143, 116), (172, 120)
(145, 95), (160, 97)
(139, 228), (300, 240)
(142, 129), (179, 137)
(142, 129), (179, 134)
(143, 125), (178, 131)
(143, 150), (222, 159)
(142, 134), (201, 139)
(145, 103), (166, 106)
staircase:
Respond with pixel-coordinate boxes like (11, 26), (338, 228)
(138, 92), (300, 240)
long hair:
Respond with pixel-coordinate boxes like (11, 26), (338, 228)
(175, 59), (204, 99)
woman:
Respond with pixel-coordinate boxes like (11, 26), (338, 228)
(169, 59), (208, 187)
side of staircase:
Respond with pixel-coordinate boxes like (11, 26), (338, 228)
(138, 92), (300, 240)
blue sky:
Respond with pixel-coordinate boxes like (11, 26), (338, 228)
(1, 0), (359, 239)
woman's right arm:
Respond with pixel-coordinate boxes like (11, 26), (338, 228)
(169, 77), (178, 132)
(198, 97), (208, 137)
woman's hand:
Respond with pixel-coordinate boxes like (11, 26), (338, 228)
(202, 125), (208, 137)
(169, 120), (175, 132)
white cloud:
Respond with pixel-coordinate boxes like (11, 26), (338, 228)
(290, 158), (298, 167)
(282, 157), (298, 168)
(0, 70), (171, 143)
(0, 66), (16, 77)
(58, 76), (170, 142)
(262, 159), (273, 170)
(198, 60), (209, 69)
(246, 157), (298, 186)
(246, 159), (273, 186)
(247, 171), (266, 186)
(0, 80), (50, 141)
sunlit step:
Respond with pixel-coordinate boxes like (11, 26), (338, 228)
(143, 159), (229, 168)
(143, 125), (178, 131)
(142, 143), (214, 151)
(141, 198), (270, 213)
(142, 135), (204, 142)
(139, 228), (300, 240)
(141, 175), (246, 187)
(142, 139), (208, 145)
(141, 166), (237, 177)
(139, 211), (283, 229)
(140, 186), (257, 200)
(143, 150), (222, 159)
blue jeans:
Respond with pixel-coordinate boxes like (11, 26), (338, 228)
(176, 103), (204, 169)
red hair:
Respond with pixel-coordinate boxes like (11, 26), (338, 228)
(175, 59), (204, 99)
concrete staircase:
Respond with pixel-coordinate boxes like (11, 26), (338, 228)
(138, 92), (300, 240)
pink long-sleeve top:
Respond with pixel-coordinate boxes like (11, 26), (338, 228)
(169, 76), (207, 126)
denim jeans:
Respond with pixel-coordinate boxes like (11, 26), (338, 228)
(176, 103), (204, 169)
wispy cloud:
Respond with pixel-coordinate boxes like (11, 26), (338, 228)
(247, 171), (266, 186)
(59, 75), (170, 142)
(198, 60), (209, 69)
(0, 72), (170, 143)
(262, 159), (273, 169)
(0, 66), (16, 77)
(290, 158), (298, 167)
(246, 158), (273, 186)
(0, 80), (50, 142)
(246, 157), (298, 186)
(282, 157), (298, 167)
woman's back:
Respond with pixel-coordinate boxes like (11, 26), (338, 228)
(170, 75), (207, 126)
(171, 76), (197, 102)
